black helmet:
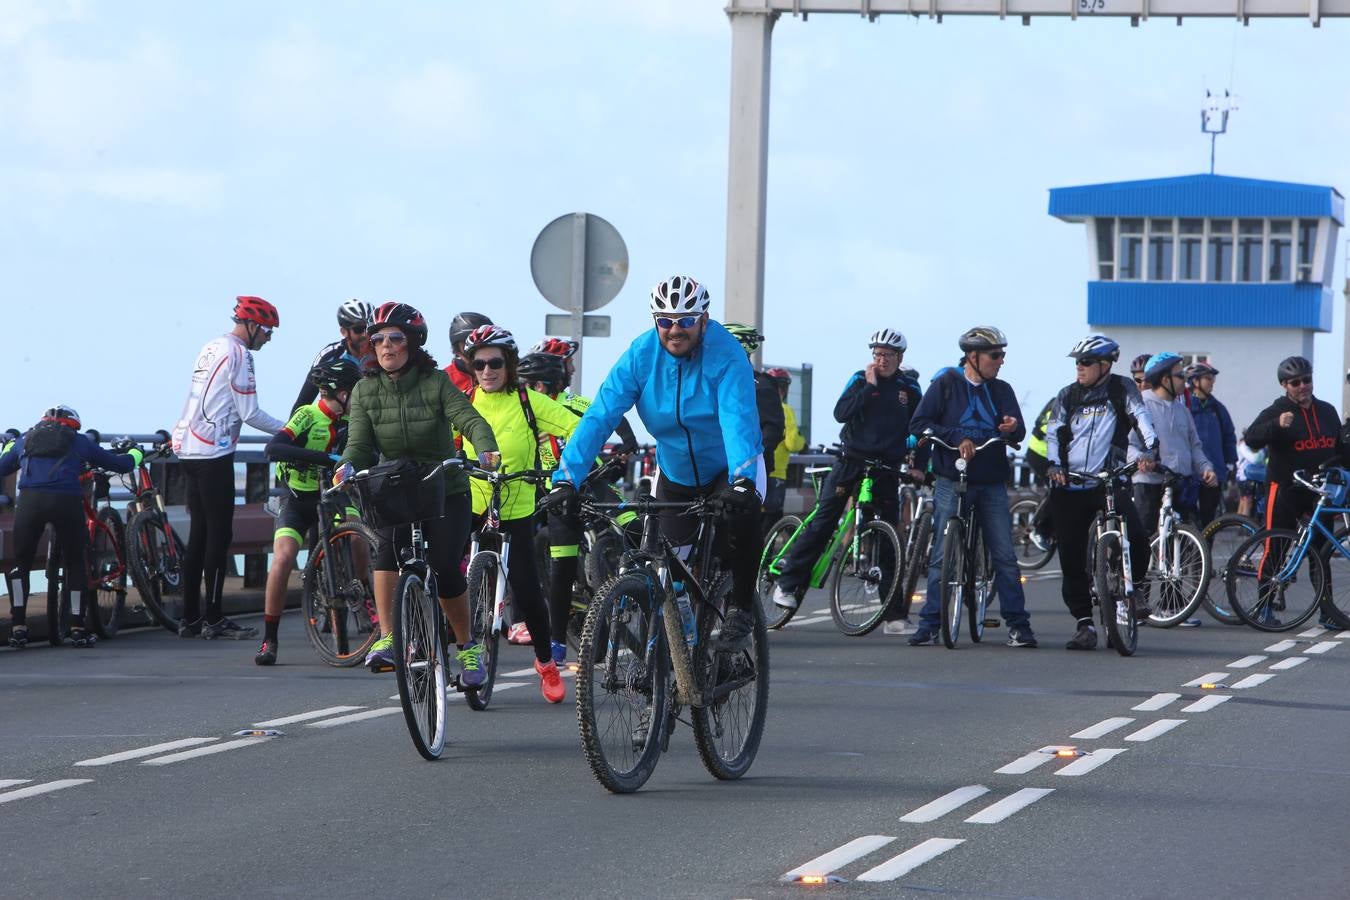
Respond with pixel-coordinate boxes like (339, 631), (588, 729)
(450, 312), (492, 347)
(1130, 354), (1152, 375)
(308, 359), (362, 395)
(516, 352), (567, 387)
(370, 301), (428, 349)
(1277, 356), (1313, 384)
(958, 326), (1007, 353)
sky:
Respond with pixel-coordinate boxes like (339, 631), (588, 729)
(2, 0), (1348, 445)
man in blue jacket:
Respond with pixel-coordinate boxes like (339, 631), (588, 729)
(908, 327), (1037, 648)
(546, 275), (764, 650)
(1184, 361), (1237, 525)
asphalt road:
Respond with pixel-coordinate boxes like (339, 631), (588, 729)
(3, 571), (1349, 900)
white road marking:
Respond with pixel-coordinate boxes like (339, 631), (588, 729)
(784, 615), (832, 627)
(306, 708), (402, 728)
(1132, 693), (1181, 711)
(1337, 630), (1350, 639)
(253, 706), (365, 728)
(75, 738), (218, 767)
(1227, 655), (1267, 669)
(491, 682), (528, 693)
(502, 667), (537, 677)
(964, 788), (1055, 824)
(1072, 717), (1134, 739)
(781, 835), (897, 881)
(0, 780), (31, 789)
(995, 747), (1071, 775)
(0, 779), (92, 805)
(1304, 641), (1339, 655)
(855, 838), (965, 882)
(1055, 748), (1127, 776)
(899, 785), (990, 823)
(1124, 719), (1186, 742)
(1181, 695), (1230, 712)
(142, 738), (271, 765)
(1230, 673), (1276, 689)
(1298, 627), (1328, 638)
(1184, 672), (1230, 687)
(1264, 640), (1299, 653)
(1269, 657), (1308, 670)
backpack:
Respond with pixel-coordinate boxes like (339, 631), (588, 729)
(1055, 375), (1134, 469)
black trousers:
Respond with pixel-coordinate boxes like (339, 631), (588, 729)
(473, 513), (551, 664)
(180, 455), (236, 623)
(654, 473), (762, 613)
(776, 458), (899, 594)
(1050, 484), (1150, 622)
(8, 491), (89, 625)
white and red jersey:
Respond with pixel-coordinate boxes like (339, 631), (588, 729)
(172, 333), (285, 459)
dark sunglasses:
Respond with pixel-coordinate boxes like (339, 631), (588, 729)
(347, 323), (367, 334)
(370, 331), (407, 347)
(1284, 376), (1312, 387)
(473, 357), (506, 371)
(654, 315), (701, 330)
(982, 350), (1006, 360)
(1075, 359), (1107, 367)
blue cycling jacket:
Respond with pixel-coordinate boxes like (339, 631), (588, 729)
(554, 321), (762, 489)
(0, 429), (136, 496)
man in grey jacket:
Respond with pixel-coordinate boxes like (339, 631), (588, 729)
(1129, 352), (1217, 534)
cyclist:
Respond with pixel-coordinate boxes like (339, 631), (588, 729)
(763, 367), (806, 535)
(724, 323), (786, 478)
(531, 338), (641, 453)
(257, 359), (363, 666)
(1184, 361), (1237, 525)
(1045, 335), (1157, 650)
(544, 274), (766, 650)
(1130, 353), (1152, 391)
(532, 337), (580, 389)
(291, 300), (373, 411)
(908, 326), (1037, 648)
(334, 302), (500, 680)
(1, 407), (142, 648)
(171, 296), (285, 639)
(1021, 396), (1057, 551)
(1130, 353), (1217, 534)
(459, 325), (579, 702)
(445, 311), (493, 393)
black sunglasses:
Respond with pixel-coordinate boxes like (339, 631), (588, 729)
(1284, 376), (1312, 387)
(347, 323), (367, 334)
(982, 350), (1006, 360)
(473, 357), (506, 371)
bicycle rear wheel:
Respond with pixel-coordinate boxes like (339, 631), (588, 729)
(830, 519), (902, 637)
(1201, 514), (1257, 625)
(1226, 529), (1326, 632)
(1095, 531), (1137, 656)
(124, 509), (186, 631)
(758, 515), (802, 629)
(44, 526), (70, 646)
(1144, 523), (1211, 627)
(969, 531), (992, 643)
(393, 567), (448, 760)
(1011, 497), (1055, 570)
(693, 576), (769, 780)
(464, 550), (502, 711)
(939, 518), (965, 648)
(301, 522), (380, 667)
(898, 509), (932, 621)
(577, 570), (667, 793)
(88, 507), (127, 639)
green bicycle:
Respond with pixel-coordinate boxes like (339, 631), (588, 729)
(758, 448), (904, 636)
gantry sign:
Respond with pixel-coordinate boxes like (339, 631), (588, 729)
(722, 0), (1350, 331)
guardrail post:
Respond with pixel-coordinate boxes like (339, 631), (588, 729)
(243, 461), (270, 588)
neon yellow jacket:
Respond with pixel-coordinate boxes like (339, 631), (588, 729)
(771, 402), (806, 479)
(460, 387), (577, 519)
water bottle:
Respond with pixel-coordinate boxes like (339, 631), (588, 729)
(673, 580), (696, 649)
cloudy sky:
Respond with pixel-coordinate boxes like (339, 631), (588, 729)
(2, 0), (1347, 442)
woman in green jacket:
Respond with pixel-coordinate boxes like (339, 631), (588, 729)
(336, 302), (499, 679)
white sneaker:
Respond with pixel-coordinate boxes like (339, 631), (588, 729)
(882, 618), (914, 636)
(770, 585), (798, 610)
(1029, 532), (1051, 552)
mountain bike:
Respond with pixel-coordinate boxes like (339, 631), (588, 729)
(757, 448), (903, 637)
(1199, 513), (1257, 625)
(576, 493), (769, 794)
(757, 459), (828, 629)
(1137, 466), (1212, 627)
(42, 462), (128, 644)
(1010, 492), (1056, 570)
(1065, 461), (1142, 656)
(121, 433), (189, 631)
(301, 472), (380, 666)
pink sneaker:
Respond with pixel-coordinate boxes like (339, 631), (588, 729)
(535, 659), (565, 703)
(507, 622), (533, 645)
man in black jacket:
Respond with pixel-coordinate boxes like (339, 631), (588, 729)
(768, 328), (917, 612)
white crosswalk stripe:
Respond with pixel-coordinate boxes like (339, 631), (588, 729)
(1180, 695), (1230, 712)
(1227, 655), (1267, 669)
(1230, 673), (1276, 689)
(1133, 693), (1181, 711)
(1269, 657), (1308, 670)
(0, 780), (92, 805)
(75, 738), (218, 767)
(899, 785), (989, 823)
(1072, 717), (1134, 739)
(1124, 719), (1186, 742)
(964, 788), (1055, 824)
(1055, 748), (1127, 776)
(855, 838), (965, 882)
(781, 835), (896, 881)
(1184, 672), (1229, 687)
(1304, 641), (1339, 655)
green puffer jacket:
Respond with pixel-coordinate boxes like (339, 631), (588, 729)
(340, 365), (497, 495)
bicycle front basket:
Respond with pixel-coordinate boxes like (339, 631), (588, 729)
(348, 459), (445, 530)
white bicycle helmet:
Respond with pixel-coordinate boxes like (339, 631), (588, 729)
(337, 299), (373, 328)
(463, 324), (518, 355)
(869, 328), (907, 352)
(1067, 334), (1120, 362)
(649, 275), (711, 316)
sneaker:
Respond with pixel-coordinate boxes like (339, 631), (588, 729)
(1006, 626), (1038, 648)
(770, 584), (798, 611)
(177, 618), (202, 638)
(201, 617), (258, 640)
(1179, 618), (1203, 628)
(1130, 591), (1151, 622)
(507, 622), (533, 645)
(1066, 622), (1098, 650)
(1317, 617), (1345, 632)
(7, 626), (28, 648)
(457, 642), (485, 687)
(713, 608), (755, 651)
(882, 618), (914, 636)
(365, 633), (395, 672)
(254, 640), (277, 666)
(1029, 531), (1051, 552)
(535, 659), (565, 703)
(550, 640), (567, 666)
(908, 626), (940, 646)
(68, 627), (97, 648)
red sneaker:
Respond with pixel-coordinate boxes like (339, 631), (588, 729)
(507, 622), (532, 645)
(535, 659), (565, 703)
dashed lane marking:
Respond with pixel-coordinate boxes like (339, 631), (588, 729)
(1227, 655), (1267, 669)
(781, 835), (897, 881)
(1054, 748), (1127, 776)
(0, 780), (92, 805)
(142, 738), (271, 766)
(1298, 627), (1328, 638)
(502, 667), (537, 677)
(1133, 693), (1181, 711)
(253, 706), (365, 728)
(1124, 719), (1186, 742)
(1181, 695), (1230, 712)
(1184, 672), (1230, 687)
(1304, 641), (1339, 655)
(1230, 673), (1276, 689)
(1071, 717), (1134, 739)
(995, 747), (1071, 775)
(1264, 640), (1299, 653)
(306, 708), (402, 729)
(1269, 657), (1308, 670)
(784, 615), (833, 627)
(855, 838), (965, 882)
(75, 738), (218, 767)
(964, 788), (1055, 824)
(899, 785), (990, 823)
(0, 780), (31, 789)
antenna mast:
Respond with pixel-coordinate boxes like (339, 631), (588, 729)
(1201, 90), (1237, 175)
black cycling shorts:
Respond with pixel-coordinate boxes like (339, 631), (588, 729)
(274, 491), (320, 544)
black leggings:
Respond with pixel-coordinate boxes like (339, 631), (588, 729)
(8, 491), (89, 626)
(475, 514), (551, 664)
(373, 492), (472, 599)
(1050, 484), (1149, 622)
(180, 455), (236, 624)
(654, 473), (762, 613)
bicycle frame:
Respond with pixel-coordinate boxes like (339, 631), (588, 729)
(467, 466), (549, 641)
(1266, 473), (1350, 582)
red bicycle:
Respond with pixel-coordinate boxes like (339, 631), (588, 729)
(42, 462), (128, 645)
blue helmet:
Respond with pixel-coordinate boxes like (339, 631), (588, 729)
(1068, 334), (1120, 362)
(1144, 352), (1184, 384)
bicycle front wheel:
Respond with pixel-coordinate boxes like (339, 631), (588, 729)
(758, 515), (802, 629)
(576, 571), (667, 794)
(301, 522), (380, 667)
(1201, 514), (1257, 625)
(1145, 523), (1211, 627)
(693, 576), (769, 781)
(969, 531), (992, 643)
(830, 519), (902, 637)
(124, 509), (185, 631)
(393, 568), (449, 760)
(88, 507), (127, 639)
(1095, 531), (1137, 656)
(1226, 529), (1326, 632)
(464, 550), (502, 711)
(939, 518), (965, 649)
(1011, 497), (1055, 570)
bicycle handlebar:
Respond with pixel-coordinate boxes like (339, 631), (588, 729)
(921, 431), (1014, 454)
(1064, 460), (1140, 485)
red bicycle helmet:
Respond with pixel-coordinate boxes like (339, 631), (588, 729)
(532, 337), (578, 359)
(370, 301), (428, 348)
(766, 367), (792, 386)
(464, 324), (517, 355)
(233, 295), (279, 328)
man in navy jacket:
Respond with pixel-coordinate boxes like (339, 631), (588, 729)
(1184, 362), (1237, 526)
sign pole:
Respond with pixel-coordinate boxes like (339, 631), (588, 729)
(570, 212), (588, 395)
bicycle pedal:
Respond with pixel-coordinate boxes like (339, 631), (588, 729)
(367, 661), (394, 674)
(983, 617), (1002, 628)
